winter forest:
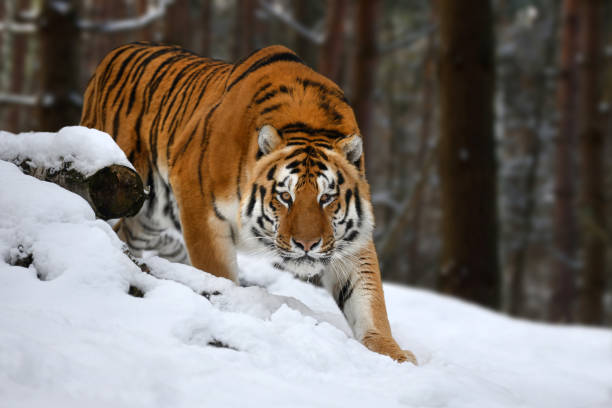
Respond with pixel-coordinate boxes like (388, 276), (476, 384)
(2, 0), (609, 324)
(1, 0), (612, 406)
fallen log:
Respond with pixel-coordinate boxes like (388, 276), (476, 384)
(0, 126), (145, 219)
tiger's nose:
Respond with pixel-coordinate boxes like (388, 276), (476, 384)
(292, 237), (321, 252)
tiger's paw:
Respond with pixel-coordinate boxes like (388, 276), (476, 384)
(362, 330), (418, 365)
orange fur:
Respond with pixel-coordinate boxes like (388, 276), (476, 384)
(81, 43), (416, 364)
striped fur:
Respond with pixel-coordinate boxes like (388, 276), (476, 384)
(81, 43), (416, 364)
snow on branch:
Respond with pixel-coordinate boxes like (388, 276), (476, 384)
(78, 0), (171, 33)
(258, 0), (324, 45)
(0, 21), (37, 33)
(0, 127), (146, 219)
(379, 24), (438, 55)
(0, 93), (39, 107)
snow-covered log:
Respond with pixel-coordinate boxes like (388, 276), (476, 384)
(0, 126), (145, 220)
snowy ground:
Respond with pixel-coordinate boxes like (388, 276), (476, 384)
(1, 155), (612, 407)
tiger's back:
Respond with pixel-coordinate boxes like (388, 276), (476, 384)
(81, 43), (417, 364)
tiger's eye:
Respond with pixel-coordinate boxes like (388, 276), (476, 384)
(320, 194), (330, 203)
(280, 192), (292, 202)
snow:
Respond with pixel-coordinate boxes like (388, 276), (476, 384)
(1, 159), (611, 408)
(0, 126), (134, 177)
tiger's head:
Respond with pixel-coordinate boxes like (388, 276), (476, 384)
(240, 124), (374, 278)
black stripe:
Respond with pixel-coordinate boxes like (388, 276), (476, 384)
(227, 52), (304, 91)
(255, 90), (278, 105)
(211, 192), (226, 221)
(266, 165), (277, 180)
(279, 122), (346, 139)
(337, 171), (345, 185)
(252, 82), (273, 102)
(337, 280), (354, 311)
(344, 230), (359, 242)
(260, 104), (283, 115)
(246, 184), (258, 216)
(354, 186), (363, 219)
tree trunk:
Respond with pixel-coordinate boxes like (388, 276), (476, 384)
(6, 0), (29, 132)
(318, 0), (347, 84)
(549, 0), (579, 323)
(436, 0), (500, 308)
(507, 3), (559, 316)
(8, 160), (145, 220)
(165, 0), (193, 49)
(200, 0), (212, 55)
(407, 21), (437, 285)
(38, 0), (80, 132)
(233, 0), (256, 60)
(576, 0), (606, 324)
(294, 0), (320, 68)
(352, 0), (381, 174)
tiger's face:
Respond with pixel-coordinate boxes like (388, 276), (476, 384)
(240, 125), (373, 278)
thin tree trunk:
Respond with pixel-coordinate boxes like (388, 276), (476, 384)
(6, 0), (29, 132)
(549, 0), (579, 323)
(165, 0), (193, 48)
(294, 0), (319, 68)
(507, 5), (558, 316)
(436, 0), (500, 308)
(407, 28), (436, 285)
(38, 0), (80, 132)
(200, 0), (212, 55)
(233, 0), (256, 60)
(319, 0), (347, 84)
(352, 0), (381, 174)
(576, 0), (606, 324)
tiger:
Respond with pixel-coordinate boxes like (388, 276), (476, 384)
(81, 42), (417, 364)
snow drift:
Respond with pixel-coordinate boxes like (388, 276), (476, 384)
(1, 132), (611, 407)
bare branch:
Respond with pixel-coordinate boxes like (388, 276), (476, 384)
(0, 21), (37, 33)
(78, 0), (171, 33)
(0, 93), (38, 106)
(379, 24), (437, 55)
(258, 0), (324, 45)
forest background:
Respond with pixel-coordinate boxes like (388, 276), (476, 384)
(1, 0), (610, 326)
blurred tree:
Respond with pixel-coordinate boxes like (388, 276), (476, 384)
(436, 0), (499, 308)
(352, 0), (381, 174)
(576, 0), (606, 324)
(200, 0), (212, 55)
(233, 0), (256, 59)
(319, 0), (347, 84)
(165, 0), (194, 49)
(38, 0), (80, 131)
(6, 0), (29, 132)
(294, 0), (321, 68)
(550, 0), (579, 323)
(500, 1), (559, 317)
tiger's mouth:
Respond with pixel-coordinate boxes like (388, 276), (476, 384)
(281, 254), (332, 266)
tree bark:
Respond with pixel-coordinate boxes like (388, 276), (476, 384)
(576, 0), (606, 324)
(38, 0), (80, 132)
(233, 0), (256, 60)
(506, 3), (559, 316)
(11, 160), (145, 220)
(294, 0), (320, 68)
(352, 0), (381, 174)
(436, 0), (500, 308)
(165, 0), (193, 49)
(6, 0), (29, 132)
(407, 20), (437, 285)
(549, 0), (579, 323)
(318, 0), (347, 84)
(200, 0), (212, 55)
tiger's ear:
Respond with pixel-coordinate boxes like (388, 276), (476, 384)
(258, 125), (282, 155)
(338, 134), (363, 164)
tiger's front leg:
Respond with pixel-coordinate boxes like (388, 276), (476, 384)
(169, 172), (239, 283)
(325, 241), (417, 364)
